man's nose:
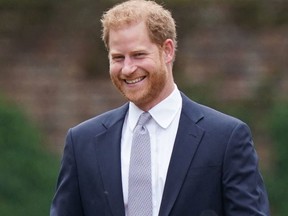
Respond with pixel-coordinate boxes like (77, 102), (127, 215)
(122, 58), (137, 75)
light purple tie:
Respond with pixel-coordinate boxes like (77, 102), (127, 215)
(128, 112), (153, 216)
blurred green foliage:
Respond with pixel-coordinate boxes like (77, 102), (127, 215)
(0, 98), (59, 216)
(267, 102), (288, 216)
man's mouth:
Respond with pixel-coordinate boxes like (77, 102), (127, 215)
(125, 76), (145, 84)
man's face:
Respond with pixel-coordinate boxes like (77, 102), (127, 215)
(108, 21), (174, 110)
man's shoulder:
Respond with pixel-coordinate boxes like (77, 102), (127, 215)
(181, 93), (245, 128)
(70, 103), (129, 135)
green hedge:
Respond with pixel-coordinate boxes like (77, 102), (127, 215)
(267, 102), (288, 216)
(0, 98), (59, 216)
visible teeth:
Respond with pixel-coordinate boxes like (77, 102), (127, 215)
(126, 77), (144, 84)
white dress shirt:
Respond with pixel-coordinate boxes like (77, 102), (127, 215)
(121, 85), (182, 216)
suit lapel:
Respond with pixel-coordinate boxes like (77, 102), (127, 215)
(94, 104), (128, 216)
(159, 94), (205, 216)
(93, 94), (205, 216)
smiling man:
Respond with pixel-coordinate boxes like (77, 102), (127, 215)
(50, 1), (270, 216)
(108, 21), (174, 111)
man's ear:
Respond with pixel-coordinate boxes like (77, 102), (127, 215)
(162, 39), (175, 63)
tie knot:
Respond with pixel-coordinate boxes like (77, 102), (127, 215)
(137, 112), (151, 126)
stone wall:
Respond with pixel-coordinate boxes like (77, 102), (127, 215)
(0, 32), (125, 152)
(0, 3), (287, 162)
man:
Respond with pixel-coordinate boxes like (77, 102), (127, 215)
(50, 0), (270, 215)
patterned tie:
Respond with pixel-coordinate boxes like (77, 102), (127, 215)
(128, 112), (153, 216)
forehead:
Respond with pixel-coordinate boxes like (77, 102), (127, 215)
(108, 22), (154, 52)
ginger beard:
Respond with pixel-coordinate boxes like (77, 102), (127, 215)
(110, 51), (168, 109)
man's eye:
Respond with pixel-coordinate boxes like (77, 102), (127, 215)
(134, 53), (145, 58)
(112, 56), (124, 61)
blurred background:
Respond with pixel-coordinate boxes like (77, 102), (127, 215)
(0, 0), (287, 215)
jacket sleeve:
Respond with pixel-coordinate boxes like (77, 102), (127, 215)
(50, 129), (84, 216)
(222, 122), (270, 215)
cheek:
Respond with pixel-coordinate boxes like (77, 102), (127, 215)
(140, 60), (159, 73)
(109, 63), (120, 75)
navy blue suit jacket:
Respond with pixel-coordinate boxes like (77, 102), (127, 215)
(50, 93), (269, 216)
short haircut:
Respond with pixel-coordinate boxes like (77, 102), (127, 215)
(101, 0), (177, 51)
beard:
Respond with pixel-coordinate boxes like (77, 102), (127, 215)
(110, 56), (168, 109)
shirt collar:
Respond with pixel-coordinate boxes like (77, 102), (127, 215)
(127, 85), (182, 131)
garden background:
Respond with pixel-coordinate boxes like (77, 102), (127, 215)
(0, 0), (287, 215)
